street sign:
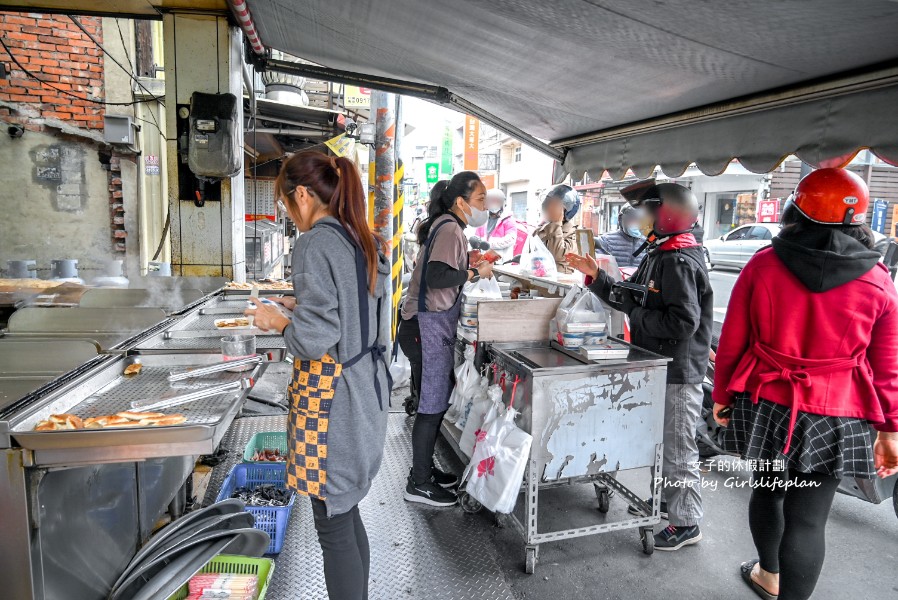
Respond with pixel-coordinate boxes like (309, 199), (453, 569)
(425, 162), (439, 185)
(872, 198), (888, 234)
(757, 199), (780, 223)
(440, 124), (453, 176)
(344, 85), (371, 108)
(464, 115), (479, 171)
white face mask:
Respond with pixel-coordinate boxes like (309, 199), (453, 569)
(464, 203), (489, 228)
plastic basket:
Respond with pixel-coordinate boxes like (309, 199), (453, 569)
(215, 463), (295, 554)
(167, 554), (275, 600)
(242, 432), (288, 463)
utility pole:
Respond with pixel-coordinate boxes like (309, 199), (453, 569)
(392, 95), (405, 338)
(370, 90), (396, 330)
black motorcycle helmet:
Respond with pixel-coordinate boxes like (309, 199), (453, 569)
(621, 179), (698, 237)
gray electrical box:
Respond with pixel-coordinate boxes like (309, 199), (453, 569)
(104, 115), (136, 145)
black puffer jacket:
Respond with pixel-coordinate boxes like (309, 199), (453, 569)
(589, 243), (713, 384)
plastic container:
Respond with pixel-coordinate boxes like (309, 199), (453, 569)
(460, 315), (479, 327)
(584, 331), (609, 346)
(243, 432), (289, 464)
(564, 322), (607, 334)
(215, 464), (295, 554)
(167, 554), (275, 600)
(562, 332), (585, 348)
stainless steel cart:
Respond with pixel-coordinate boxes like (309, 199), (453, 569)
(443, 340), (669, 573)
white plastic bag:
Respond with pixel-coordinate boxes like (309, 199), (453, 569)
(460, 383), (503, 458)
(389, 345), (412, 389)
(455, 375), (488, 430)
(462, 406), (533, 514)
(550, 285), (610, 347)
(463, 277), (502, 302)
(519, 234), (558, 279)
(445, 346), (480, 424)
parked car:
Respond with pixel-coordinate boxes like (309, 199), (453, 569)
(704, 223), (781, 270)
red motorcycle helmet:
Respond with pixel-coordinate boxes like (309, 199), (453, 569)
(621, 179), (698, 237)
(788, 168), (869, 225)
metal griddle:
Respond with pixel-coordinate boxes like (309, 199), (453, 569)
(3, 353), (259, 466)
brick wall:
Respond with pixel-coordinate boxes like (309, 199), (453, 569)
(0, 12), (105, 131)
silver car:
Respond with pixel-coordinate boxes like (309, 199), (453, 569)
(704, 223), (781, 270)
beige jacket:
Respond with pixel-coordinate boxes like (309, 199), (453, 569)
(533, 220), (576, 273)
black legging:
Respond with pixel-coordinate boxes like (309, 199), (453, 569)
(748, 468), (841, 600)
(397, 318), (445, 484)
(311, 499), (370, 600)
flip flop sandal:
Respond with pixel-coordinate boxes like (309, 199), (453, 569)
(740, 560), (778, 600)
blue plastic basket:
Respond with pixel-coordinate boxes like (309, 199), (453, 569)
(215, 463), (295, 554)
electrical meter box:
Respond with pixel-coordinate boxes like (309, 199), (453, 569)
(187, 92), (241, 178)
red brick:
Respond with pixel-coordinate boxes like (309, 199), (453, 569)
(66, 39), (93, 48)
(23, 122), (42, 132)
(7, 94), (33, 102)
(6, 31), (38, 42)
(3, 16), (38, 26)
(40, 66), (71, 76)
(0, 87), (28, 94)
(113, 230), (128, 239)
(30, 58), (59, 68)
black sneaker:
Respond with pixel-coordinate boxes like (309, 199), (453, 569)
(432, 466), (459, 489)
(627, 498), (668, 519)
(654, 525), (702, 551)
(404, 476), (457, 507)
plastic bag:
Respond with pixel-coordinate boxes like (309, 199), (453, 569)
(460, 383), (503, 458)
(389, 345), (412, 389)
(550, 285), (610, 348)
(463, 277), (502, 302)
(519, 234), (558, 279)
(462, 406), (533, 514)
(455, 375), (488, 430)
(445, 346), (480, 424)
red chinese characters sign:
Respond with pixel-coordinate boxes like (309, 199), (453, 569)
(757, 199), (780, 223)
(464, 115), (479, 171)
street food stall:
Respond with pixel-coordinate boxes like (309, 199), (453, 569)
(443, 293), (668, 572)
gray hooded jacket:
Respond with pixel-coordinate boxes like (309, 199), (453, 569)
(283, 216), (391, 516)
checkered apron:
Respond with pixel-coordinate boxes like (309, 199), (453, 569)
(285, 354), (342, 499)
(285, 222), (390, 501)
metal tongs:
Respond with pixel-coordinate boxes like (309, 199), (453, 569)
(167, 356), (262, 381)
(130, 378), (254, 411)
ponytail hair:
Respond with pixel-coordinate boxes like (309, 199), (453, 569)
(417, 171), (483, 244)
(276, 151), (382, 294)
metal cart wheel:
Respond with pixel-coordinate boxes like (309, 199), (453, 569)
(594, 484), (611, 513)
(524, 545), (539, 574)
(640, 527), (655, 555)
(459, 491), (483, 514)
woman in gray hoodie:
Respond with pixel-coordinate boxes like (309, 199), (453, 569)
(248, 151), (391, 600)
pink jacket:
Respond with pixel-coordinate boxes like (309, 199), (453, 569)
(475, 211), (525, 260)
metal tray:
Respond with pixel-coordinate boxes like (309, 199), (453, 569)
(135, 299), (288, 353)
(6, 354), (259, 466)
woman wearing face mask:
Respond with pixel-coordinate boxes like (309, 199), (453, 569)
(397, 171), (493, 507)
(246, 151), (391, 600)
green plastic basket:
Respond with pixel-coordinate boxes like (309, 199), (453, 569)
(242, 432), (288, 463)
(167, 554), (275, 600)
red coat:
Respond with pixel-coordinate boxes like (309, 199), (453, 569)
(713, 247), (898, 450)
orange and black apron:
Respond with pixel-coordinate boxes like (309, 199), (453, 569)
(285, 222), (390, 500)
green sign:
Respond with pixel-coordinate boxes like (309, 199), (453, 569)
(425, 162), (440, 184)
(440, 125), (453, 176)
